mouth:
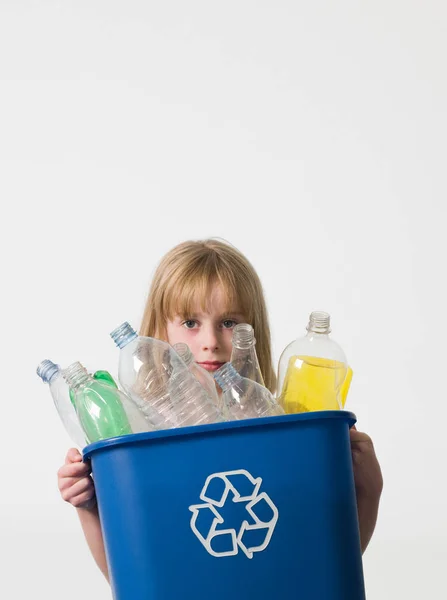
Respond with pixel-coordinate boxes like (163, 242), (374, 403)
(198, 361), (226, 372)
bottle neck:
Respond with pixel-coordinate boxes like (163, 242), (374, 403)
(232, 323), (256, 350)
(305, 331), (330, 341)
(110, 322), (138, 349)
(37, 359), (61, 384)
(62, 362), (93, 390)
(173, 342), (194, 366)
(306, 311), (331, 334)
(213, 362), (242, 392)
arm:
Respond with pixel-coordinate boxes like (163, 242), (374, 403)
(357, 492), (381, 554)
(349, 427), (384, 554)
(58, 449), (109, 581)
(76, 504), (109, 581)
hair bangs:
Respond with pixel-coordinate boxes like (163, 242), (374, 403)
(161, 254), (253, 322)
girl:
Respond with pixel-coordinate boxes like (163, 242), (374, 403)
(57, 239), (383, 581)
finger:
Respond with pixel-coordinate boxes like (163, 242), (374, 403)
(350, 429), (373, 444)
(60, 477), (94, 500)
(65, 448), (82, 464)
(58, 461), (91, 479)
(59, 470), (92, 489)
(59, 460), (91, 477)
(59, 476), (83, 492)
(70, 491), (97, 509)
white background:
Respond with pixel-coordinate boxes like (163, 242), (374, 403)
(1, 1), (446, 598)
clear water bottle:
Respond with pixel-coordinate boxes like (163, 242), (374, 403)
(214, 363), (284, 421)
(36, 359), (86, 448)
(110, 322), (181, 429)
(276, 311), (353, 413)
(168, 354), (225, 427)
(172, 342), (219, 406)
(62, 361), (150, 443)
(111, 322), (223, 429)
(230, 323), (265, 386)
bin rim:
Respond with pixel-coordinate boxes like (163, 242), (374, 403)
(83, 410), (356, 460)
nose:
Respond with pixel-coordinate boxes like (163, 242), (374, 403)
(200, 324), (219, 352)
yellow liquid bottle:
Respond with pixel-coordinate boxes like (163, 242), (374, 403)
(277, 312), (353, 414)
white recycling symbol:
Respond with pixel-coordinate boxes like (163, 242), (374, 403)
(189, 469), (279, 559)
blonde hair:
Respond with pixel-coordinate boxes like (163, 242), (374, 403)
(140, 239), (276, 393)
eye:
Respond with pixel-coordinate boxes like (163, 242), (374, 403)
(222, 319), (238, 329)
(182, 319), (198, 329)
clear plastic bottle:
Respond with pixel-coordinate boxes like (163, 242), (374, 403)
(110, 322), (224, 429)
(36, 359), (86, 448)
(110, 322), (180, 429)
(168, 361), (225, 427)
(276, 311), (353, 413)
(172, 342), (219, 406)
(62, 361), (150, 443)
(214, 362), (284, 421)
(230, 323), (265, 386)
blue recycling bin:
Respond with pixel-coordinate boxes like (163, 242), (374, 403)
(84, 411), (366, 600)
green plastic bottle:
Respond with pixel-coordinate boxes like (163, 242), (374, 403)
(68, 369), (118, 408)
(63, 361), (146, 443)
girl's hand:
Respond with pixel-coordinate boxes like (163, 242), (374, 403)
(350, 426), (383, 500)
(350, 425), (383, 553)
(57, 448), (96, 510)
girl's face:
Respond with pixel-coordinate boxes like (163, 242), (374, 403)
(166, 285), (246, 373)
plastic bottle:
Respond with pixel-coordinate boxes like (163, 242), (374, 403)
(276, 311), (353, 413)
(172, 342), (219, 406)
(168, 361), (225, 427)
(230, 323), (264, 386)
(36, 359), (86, 448)
(110, 322), (224, 429)
(214, 362), (284, 421)
(62, 361), (149, 443)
